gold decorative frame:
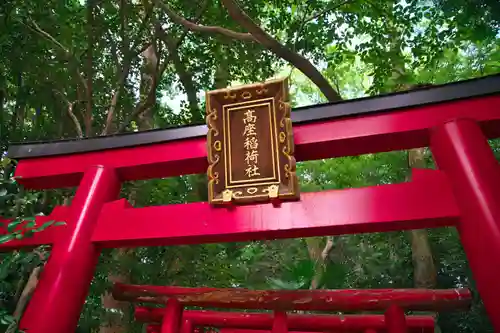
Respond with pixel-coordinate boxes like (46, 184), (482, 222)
(206, 78), (299, 205)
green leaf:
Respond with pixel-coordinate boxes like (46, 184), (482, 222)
(1, 157), (12, 168)
(0, 234), (15, 244)
(266, 277), (303, 290)
(33, 220), (57, 233)
(0, 313), (14, 324)
(7, 220), (23, 232)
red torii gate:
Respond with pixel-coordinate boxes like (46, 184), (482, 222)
(1, 74), (500, 333)
(139, 299), (440, 333)
(143, 311), (438, 333)
(137, 308), (438, 332)
(117, 286), (467, 333)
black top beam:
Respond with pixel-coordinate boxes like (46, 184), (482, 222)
(7, 74), (500, 160)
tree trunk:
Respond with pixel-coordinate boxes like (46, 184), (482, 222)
(100, 252), (131, 333)
(407, 149), (437, 289)
(84, 0), (95, 137)
(214, 54), (230, 90)
(5, 267), (42, 333)
(169, 43), (201, 123)
(380, 1), (438, 293)
(0, 86), (5, 149)
(100, 40), (161, 333)
(136, 44), (158, 130)
(306, 237), (335, 289)
(11, 72), (26, 142)
(403, 86), (439, 330)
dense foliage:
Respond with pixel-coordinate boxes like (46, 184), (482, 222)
(0, 0), (499, 332)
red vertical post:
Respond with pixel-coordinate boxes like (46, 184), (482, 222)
(272, 311), (288, 333)
(19, 166), (121, 333)
(364, 330), (378, 333)
(431, 118), (500, 330)
(161, 298), (184, 333)
(385, 305), (407, 333)
(181, 319), (194, 333)
(147, 325), (160, 333)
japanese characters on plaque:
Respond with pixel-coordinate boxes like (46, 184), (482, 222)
(243, 109), (260, 178)
(206, 78), (299, 205)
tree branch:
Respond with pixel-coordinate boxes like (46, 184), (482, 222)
(116, 41), (161, 133)
(130, 2), (154, 52)
(85, 0), (95, 137)
(53, 90), (84, 138)
(29, 20), (70, 54)
(120, 0), (130, 56)
(5, 267), (41, 333)
(220, 0), (342, 102)
(116, 80), (158, 133)
(307, 236), (335, 290)
(102, 0), (156, 135)
(153, 0), (255, 41)
(116, 2), (210, 133)
(321, 236), (335, 261)
(159, 27), (202, 122)
(26, 20), (89, 95)
(293, 0), (352, 52)
(304, 0), (352, 24)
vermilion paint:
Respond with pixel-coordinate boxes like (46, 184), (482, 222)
(12, 95), (500, 190)
(272, 312), (287, 333)
(431, 119), (500, 330)
(19, 166), (121, 333)
(161, 298), (183, 333)
(92, 169), (458, 248)
(385, 306), (408, 333)
(181, 320), (193, 333)
(114, 284), (471, 311)
(0, 91), (497, 332)
(136, 308), (435, 332)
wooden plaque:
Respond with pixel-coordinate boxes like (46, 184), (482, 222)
(206, 78), (299, 205)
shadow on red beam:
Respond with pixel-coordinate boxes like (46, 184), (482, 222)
(92, 169), (458, 248)
(114, 284), (471, 312)
(139, 310), (435, 332)
(14, 95), (500, 189)
(0, 206), (69, 251)
(219, 328), (430, 333)
(147, 326), (433, 333)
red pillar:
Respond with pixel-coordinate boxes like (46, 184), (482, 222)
(181, 319), (194, 333)
(147, 325), (160, 333)
(161, 298), (184, 333)
(364, 330), (377, 333)
(19, 166), (121, 333)
(385, 305), (407, 333)
(431, 118), (500, 330)
(272, 311), (288, 333)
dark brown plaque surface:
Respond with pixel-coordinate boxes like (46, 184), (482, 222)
(206, 78), (299, 205)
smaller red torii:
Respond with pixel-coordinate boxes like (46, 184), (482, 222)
(139, 309), (437, 333)
(120, 286), (468, 333)
(141, 300), (437, 333)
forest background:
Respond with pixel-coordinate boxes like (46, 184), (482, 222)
(0, 0), (499, 332)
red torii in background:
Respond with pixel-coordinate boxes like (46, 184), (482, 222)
(1, 74), (500, 333)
